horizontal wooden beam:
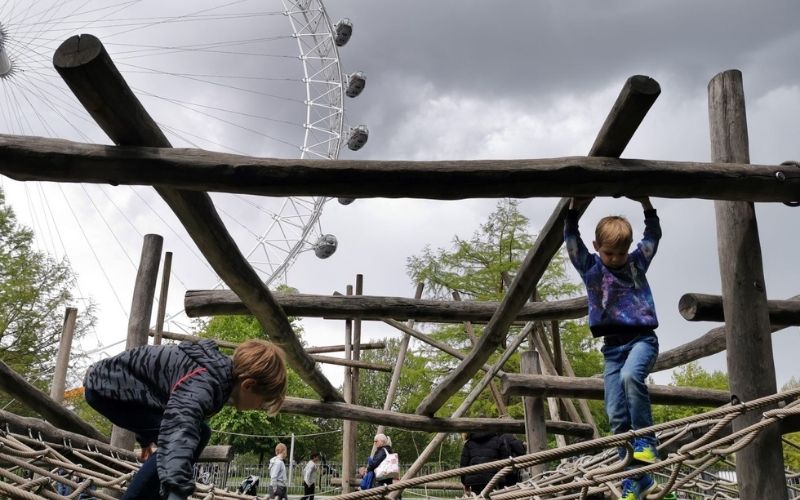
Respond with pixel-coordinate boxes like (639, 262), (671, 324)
(500, 373), (730, 407)
(679, 292), (800, 324)
(0, 361), (105, 441)
(185, 290), (587, 323)
(1, 134), (799, 202)
(279, 397), (594, 438)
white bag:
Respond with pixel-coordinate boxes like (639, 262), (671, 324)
(374, 451), (400, 481)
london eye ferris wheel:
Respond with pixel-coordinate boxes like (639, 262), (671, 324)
(0, 0), (367, 345)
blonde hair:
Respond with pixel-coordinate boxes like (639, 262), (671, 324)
(595, 216), (633, 249)
(233, 340), (287, 415)
(275, 442), (287, 455)
(374, 433), (389, 447)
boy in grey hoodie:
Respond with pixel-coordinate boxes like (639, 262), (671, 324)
(269, 443), (288, 500)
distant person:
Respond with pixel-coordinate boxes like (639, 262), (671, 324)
(269, 443), (289, 500)
(367, 434), (399, 488)
(565, 196), (662, 499)
(84, 339), (287, 500)
(460, 432), (524, 494)
(301, 452), (320, 500)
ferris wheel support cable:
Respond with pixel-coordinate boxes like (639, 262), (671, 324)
(80, 184), (139, 271)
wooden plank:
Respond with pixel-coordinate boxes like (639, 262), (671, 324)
(415, 75), (662, 417)
(501, 373), (730, 406)
(2, 134), (799, 202)
(185, 289), (588, 323)
(53, 34), (342, 403)
(279, 397), (593, 438)
(50, 308), (77, 402)
(709, 69), (786, 497)
(0, 361), (105, 441)
(153, 251), (172, 345)
(521, 351), (547, 477)
(679, 292), (800, 324)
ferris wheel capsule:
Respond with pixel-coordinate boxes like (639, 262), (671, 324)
(337, 198), (355, 205)
(314, 234), (338, 259)
(334, 18), (353, 46)
(347, 125), (369, 151)
(345, 72), (366, 98)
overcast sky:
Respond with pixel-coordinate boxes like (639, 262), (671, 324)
(1, 0), (798, 390)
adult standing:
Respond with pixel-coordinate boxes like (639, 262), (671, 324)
(460, 432), (522, 495)
(301, 452), (320, 500)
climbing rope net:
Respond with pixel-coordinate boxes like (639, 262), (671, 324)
(0, 387), (798, 499)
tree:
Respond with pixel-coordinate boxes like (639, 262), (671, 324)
(782, 377), (800, 471)
(651, 362), (730, 425)
(0, 187), (95, 415)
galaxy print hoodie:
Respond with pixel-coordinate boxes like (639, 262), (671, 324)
(564, 208), (661, 338)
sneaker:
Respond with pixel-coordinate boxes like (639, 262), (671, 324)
(632, 437), (659, 464)
(618, 474), (656, 500)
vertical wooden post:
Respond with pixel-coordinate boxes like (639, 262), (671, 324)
(50, 307), (78, 402)
(153, 251), (172, 345)
(111, 233), (163, 451)
(376, 283), (424, 445)
(352, 275), (363, 404)
(341, 284), (354, 493)
(521, 351), (547, 477)
(708, 69), (786, 499)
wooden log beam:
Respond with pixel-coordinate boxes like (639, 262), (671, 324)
(501, 373), (730, 407)
(415, 75), (662, 417)
(679, 292), (800, 324)
(53, 34), (342, 402)
(1, 135), (799, 202)
(185, 289), (588, 323)
(652, 323), (789, 373)
(279, 397), (594, 438)
(146, 330), (388, 371)
(0, 361), (105, 441)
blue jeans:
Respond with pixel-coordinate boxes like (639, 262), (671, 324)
(85, 388), (210, 499)
(601, 333), (659, 448)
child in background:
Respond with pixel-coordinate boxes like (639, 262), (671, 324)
(564, 197), (662, 500)
(84, 339), (287, 500)
(269, 443), (289, 500)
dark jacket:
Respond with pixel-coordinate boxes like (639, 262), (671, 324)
(84, 340), (234, 497)
(460, 432), (505, 487)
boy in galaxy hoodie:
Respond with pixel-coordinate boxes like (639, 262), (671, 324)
(564, 197), (661, 499)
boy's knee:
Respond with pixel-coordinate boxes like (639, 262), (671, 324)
(619, 370), (642, 389)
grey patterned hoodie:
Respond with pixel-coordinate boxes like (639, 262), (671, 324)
(84, 340), (234, 497)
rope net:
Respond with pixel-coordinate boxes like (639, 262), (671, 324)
(0, 387), (798, 499)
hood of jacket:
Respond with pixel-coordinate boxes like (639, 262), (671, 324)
(179, 339), (234, 384)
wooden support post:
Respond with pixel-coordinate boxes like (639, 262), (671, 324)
(50, 307), (78, 402)
(153, 251), (172, 345)
(521, 351), (547, 477)
(111, 233), (163, 451)
(708, 69), (786, 498)
(376, 283), (424, 446)
(416, 75), (662, 417)
(342, 284), (355, 494)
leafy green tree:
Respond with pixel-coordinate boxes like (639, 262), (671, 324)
(0, 187), (95, 414)
(782, 377), (800, 471)
(651, 362), (730, 425)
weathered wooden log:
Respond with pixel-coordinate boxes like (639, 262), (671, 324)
(415, 75), (662, 417)
(53, 34), (341, 403)
(679, 292), (800, 324)
(280, 397), (593, 438)
(148, 329), (385, 354)
(652, 322), (790, 373)
(1, 135), (799, 202)
(501, 373), (730, 406)
(185, 290), (588, 323)
(0, 360), (105, 441)
(709, 69), (786, 496)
